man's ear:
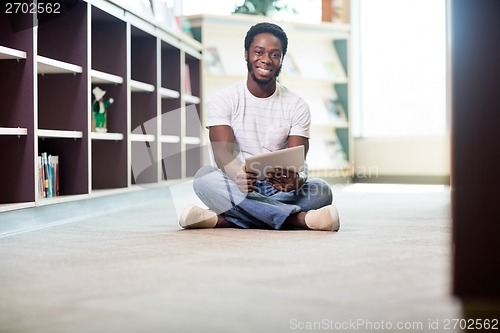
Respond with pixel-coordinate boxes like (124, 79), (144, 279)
(244, 50), (248, 61)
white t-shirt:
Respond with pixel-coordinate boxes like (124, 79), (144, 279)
(206, 80), (311, 161)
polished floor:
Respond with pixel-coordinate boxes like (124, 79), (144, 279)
(0, 183), (463, 333)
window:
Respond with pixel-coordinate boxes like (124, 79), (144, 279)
(351, 0), (447, 137)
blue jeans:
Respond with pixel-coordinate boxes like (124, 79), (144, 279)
(192, 166), (333, 229)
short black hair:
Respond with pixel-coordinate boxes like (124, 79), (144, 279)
(244, 22), (288, 56)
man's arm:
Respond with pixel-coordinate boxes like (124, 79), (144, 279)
(209, 125), (257, 193)
(288, 135), (309, 157)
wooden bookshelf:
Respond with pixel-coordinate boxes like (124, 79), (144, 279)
(0, 0), (202, 212)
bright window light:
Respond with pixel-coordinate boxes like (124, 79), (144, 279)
(352, 0), (447, 137)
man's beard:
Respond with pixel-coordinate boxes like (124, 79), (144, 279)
(247, 60), (282, 85)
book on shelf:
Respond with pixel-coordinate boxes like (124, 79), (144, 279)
(38, 152), (59, 199)
(308, 135), (349, 170)
(184, 63), (192, 95)
(205, 46), (224, 75)
(324, 138), (350, 169)
(324, 60), (345, 81)
(282, 53), (300, 77)
(324, 98), (347, 124)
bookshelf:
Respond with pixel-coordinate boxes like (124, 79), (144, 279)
(0, 0), (202, 212)
(188, 14), (353, 179)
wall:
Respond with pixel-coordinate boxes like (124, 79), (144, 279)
(354, 137), (450, 183)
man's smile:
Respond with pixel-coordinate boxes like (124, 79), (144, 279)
(256, 66), (272, 75)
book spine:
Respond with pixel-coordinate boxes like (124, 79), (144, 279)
(53, 156), (59, 196)
(37, 156), (43, 199)
(48, 155), (54, 198)
(41, 152), (49, 198)
(39, 153), (60, 198)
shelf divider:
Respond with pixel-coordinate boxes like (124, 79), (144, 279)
(130, 133), (155, 142)
(160, 87), (180, 99)
(90, 132), (124, 141)
(0, 45), (27, 60)
(37, 55), (83, 74)
(183, 94), (201, 105)
(130, 79), (155, 93)
(91, 69), (124, 84)
(159, 135), (180, 143)
(183, 136), (201, 145)
(0, 127), (28, 136)
(38, 129), (84, 139)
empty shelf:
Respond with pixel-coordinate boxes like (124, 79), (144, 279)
(37, 56), (82, 74)
(91, 69), (124, 84)
(0, 46), (27, 60)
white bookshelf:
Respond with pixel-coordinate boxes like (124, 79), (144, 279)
(160, 87), (180, 99)
(37, 56), (83, 74)
(159, 135), (181, 143)
(0, 127), (28, 136)
(38, 129), (84, 139)
(130, 133), (155, 142)
(0, 45), (27, 60)
(184, 136), (201, 145)
(90, 132), (124, 141)
(184, 94), (201, 104)
(0, 0), (202, 212)
(130, 79), (155, 93)
(91, 69), (124, 84)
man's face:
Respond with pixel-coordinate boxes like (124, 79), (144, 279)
(245, 32), (283, 85)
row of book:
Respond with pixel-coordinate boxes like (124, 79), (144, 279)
(324, 98), (348, 124)
(38, 152), (59, 198)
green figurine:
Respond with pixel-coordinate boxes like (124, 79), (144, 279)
(92, 86), (113, 133)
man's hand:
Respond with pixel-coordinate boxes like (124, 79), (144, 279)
(265, 167), (304, 192)
(234, 164), (258, 193)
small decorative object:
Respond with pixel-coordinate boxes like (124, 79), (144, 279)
(92, 86), (113, 133)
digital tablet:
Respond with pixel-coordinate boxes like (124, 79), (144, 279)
(244, 145), (305, 180)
